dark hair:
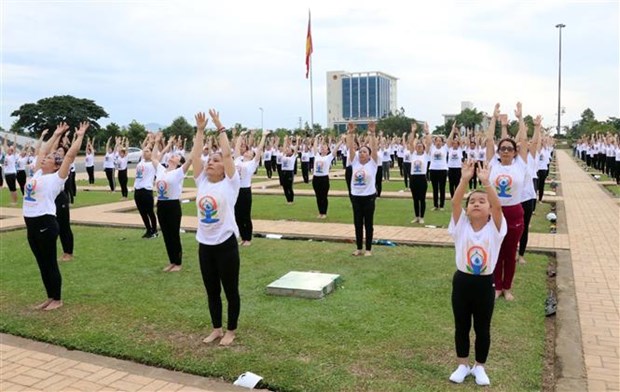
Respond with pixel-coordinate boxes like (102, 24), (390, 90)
(498, 138), (517, 151)
(360, 145), (372, 156)
(179, 156), (186, 165)
(466, 189), (487, 204)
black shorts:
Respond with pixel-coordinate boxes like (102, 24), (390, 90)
(5, 173), (17, 192)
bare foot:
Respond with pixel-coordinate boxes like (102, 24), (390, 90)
(220, 330), (236, 346)
(364, 251), (372, 257)
(34, 299), (53, 310)
(44, 300), (63, 311)
(61, 253), (73, 262)
(495, 290), (502, 300)
(168, 265), (182, 272)
(518, 256), (526, 265)
(202, 329), (224, 344)
(162, 264), (174, 272)
(241, 241), (251, 247)
(351, 250), (362, 256)
(503, 290), (515, 301)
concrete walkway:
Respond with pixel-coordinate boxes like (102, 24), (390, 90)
(0, 149), (617, 391)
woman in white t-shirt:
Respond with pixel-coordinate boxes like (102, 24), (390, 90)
(346, 121), (379, 257)
(3, 136), (19, 205)
(133, 140), (158, 238)
(233, 130), (268, 246)
(311, 134), (343, 219)
(23, 121), (89, 311)
(485, 103), (529, 301)
(448, 159), (506, 386)
(408, 125), (432, 224)
(84, 137), (96, 184)
(429, 133), (449, 210)
(152, 135), (192, 272)
(280, 137), (297, 204)
(192, 110), (241, 347)
(103, 137), (116, 191)
(116, 139), (129, 199)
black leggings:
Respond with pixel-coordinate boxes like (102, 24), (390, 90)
(16, 170), (27, 195)
(55, 191), (73, 255)
(265, 159), (273, 178)
(281, 171), (294, 202)
(312, 175), (330, 215)
(157, 200), (182, 265)
(537, 169), (548, 202)
(448, 167), (462, 199)
(410, 174), (428, 218)
(351, 194), (376, 251)
(5, 173), (17, 192)
(134, 188), (157, 234)
(430, 169), (447, 208)
(234, 187), (253, 241)
(301, 161), (310, 183)
(104, 168), (115, 191)
(402, 162), (411, 188)
(519, 198), (535, 257)
(0, 166), (3, 187)
(118, 169), (128, 197)
(86, 166), (95, 184)
(452, 270), (495, 364)
(25, 215), (61, 300)
(199, 235), (240, 330)
(375, 166), (383, 197)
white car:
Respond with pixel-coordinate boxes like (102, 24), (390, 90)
(126, 147), (143, 163)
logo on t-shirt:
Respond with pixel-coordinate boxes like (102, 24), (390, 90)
(433, 152), (442, 161)
(156, 180), (168, 200)
(136, 164), (144, 179)
(467, 245), (488, 275)
(495, 174), (513, 198)
(353, 168), (367, 186)
(413, 160), (423, 173)
(198, 195), (220, 224)
(450, 153), (459, 160)
(316, 161), (324, 174)
(24, 179), (37, 202)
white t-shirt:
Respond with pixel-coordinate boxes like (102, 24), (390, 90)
(520, 153), (538, 202)
(103, 152), (116, 169)
(429, 145), (448, 170)
(155, 164), (185, 200)
(476, 147), (486, 162)
(4, 153), (17, 174)
(281, 155), (296, 171)
(133, 160), (156, 190)
(349, 155), (378, 196)
(17, 155), (29, 171)
(448, 210), (507, 275)
(301, 150), (311, 163)
(313, 153), (333, 177)
(410, 152), (430, 176)
(116, 155), (128, 170)
(465, 147), (477, 161)
(537, 149), (551, 171)
(85, 152), (95, 167)
(195, 171), (240, 245)
(380, 149), (392, 163)
(403, 149), (412, 163)
(447, 147), (463, 169)
(22, 170), (66, 217)
(235, 158), (259, 188)
(489, 156), (528, 207)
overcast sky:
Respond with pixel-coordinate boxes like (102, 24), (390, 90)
(2, 0), (618, 132)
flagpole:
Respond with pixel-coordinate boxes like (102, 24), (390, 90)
(310, 56), (314, 133)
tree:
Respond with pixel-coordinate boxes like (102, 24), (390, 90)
(10, 95), (109, 137)
(454, 108), (485, 131)
(124, 121), (147, 147)
(162, 117), (195, 150)
(377, 112), (415, 136)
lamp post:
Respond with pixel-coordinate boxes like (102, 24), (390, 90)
(555, 23), (566, 136)
(259, 107), (264, 131)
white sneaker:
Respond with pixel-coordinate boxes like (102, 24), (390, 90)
(419, 218), (425, 224)
(449, 364), (470, 384)
(471, 365), (490, 386)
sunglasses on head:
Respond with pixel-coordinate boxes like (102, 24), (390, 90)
(499, 146), (515, 152)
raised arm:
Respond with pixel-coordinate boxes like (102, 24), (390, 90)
(514, 102), (528, 161)
(58, 122), (89, 179)
(254, 130), (269, 163)
(477, 161), (503, 230)
(452, 159), (476, 224)
(423, 122), (432, 152)
(209, 109), (235, 179)
(530, 115), (542, 158)
(447, 120), (457, 141)
(485, 103), (500, 163)
(346, 122), (357, 163)
(368, 122), (379, 162)
(192, 112), (208, 179)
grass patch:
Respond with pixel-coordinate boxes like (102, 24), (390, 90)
(604, 184), (620, 197)
(0, 226), (548, 392)
(0, 187), (128, 209)
(181, 194), (553, 233)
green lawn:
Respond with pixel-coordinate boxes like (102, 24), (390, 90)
(0, 226), (548, 392)
(0, 187), (127, 209)
(181, 194), (554, 233)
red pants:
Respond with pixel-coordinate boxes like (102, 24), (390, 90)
(494, 204), (524, 291)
